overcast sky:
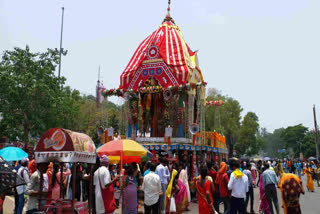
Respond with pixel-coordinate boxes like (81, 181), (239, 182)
(1, 0), (319, 132)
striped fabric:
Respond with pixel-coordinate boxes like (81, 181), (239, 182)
(120, 21), (197, 90)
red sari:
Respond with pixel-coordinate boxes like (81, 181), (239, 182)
(196, 180), (213, 214)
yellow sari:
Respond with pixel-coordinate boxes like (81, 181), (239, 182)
(306, 168), (314, 191)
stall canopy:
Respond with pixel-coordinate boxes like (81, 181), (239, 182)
(120, 17), (204, 91)
(35, 128), (96, 164)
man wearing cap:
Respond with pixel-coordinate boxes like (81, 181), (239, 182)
(16, 158), (29, 214)
(94, 155), (119, 214)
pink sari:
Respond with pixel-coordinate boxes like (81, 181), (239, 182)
(259, 174), (270, 214)
(175, 180), (189, 213)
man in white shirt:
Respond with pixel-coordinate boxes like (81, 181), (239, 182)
(93, 155), (119, 214)
(228, 159), (248, 214)
(16, 158), (29, 214)
(155, 158), (170, 214)
(25, 162), (49, 214)
(142, 163), (161, 214)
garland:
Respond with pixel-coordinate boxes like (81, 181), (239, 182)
(206, 100), (224, 107)
(103, 81), (207, 97)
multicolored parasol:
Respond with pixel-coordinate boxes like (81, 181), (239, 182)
(97, 139), (152, 164)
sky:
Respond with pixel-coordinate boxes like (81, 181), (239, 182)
(1, 0), (320, 132)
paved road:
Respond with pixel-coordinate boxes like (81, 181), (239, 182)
(3, 174), (320, 214)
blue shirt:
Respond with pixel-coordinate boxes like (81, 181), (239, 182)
(262, 169), (279, 189)
(243, 169), (253, 187)
(297, 163), (301, 171)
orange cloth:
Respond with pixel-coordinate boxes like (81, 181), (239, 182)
(46, 163), (53, 193)
(216, 162), (227, 184)
(28, 159), (37, 175)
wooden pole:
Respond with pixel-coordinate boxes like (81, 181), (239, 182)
(60, 163), (64, 199)
(72, 163), (76, 212)
(313, 105), (319, 159)
(88, 164), (93, 214)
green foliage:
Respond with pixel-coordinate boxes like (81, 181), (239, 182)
(260, 124), (317, 159)
(262, 128), (286, 158)
(205, 88), (243, 156)
(235, 112), (260, 156)
(280, 124), (308, 158)
(0, 46), (83, 146)
(76, 97), (123, 145)
(281, 124), (316, 158)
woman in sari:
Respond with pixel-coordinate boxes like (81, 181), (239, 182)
(165, 169), (188, 213)
(123, 166), (138, 214)
(51, 163), (71, 200)
(216, 162), (230, 214)
(259, 167), (270, 214)
(279, 173), (304, 214)
(178, 165), (191, 204)
(251, 163), (258, 187)
(275, 160), (284, 177)
(305, 164), (315, 192)
(195, 167), (216, 214)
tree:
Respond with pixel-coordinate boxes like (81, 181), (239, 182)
(235, 112), (260, 156)
(262, 128), (286, 158)
(280, 124), (309, 158)
(205, 88), (243, 157)
(0, 46), (81, 147)
(301, 130), (316, 158)
(76, 96), (122, 145)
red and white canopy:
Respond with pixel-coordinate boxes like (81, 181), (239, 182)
(35, 128), (96, 163)
(120, 19), (203, 91)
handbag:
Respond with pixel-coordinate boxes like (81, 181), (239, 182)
(169, 196), (176, 212)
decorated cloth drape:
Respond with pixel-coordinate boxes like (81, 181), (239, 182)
(97, 139), (152, 164)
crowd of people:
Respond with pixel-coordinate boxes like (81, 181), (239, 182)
(2, 156), (320, 214)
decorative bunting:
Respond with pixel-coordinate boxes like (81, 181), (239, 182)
(103, 82), (207, 98)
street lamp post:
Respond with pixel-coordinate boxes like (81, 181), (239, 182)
(313, 105), (319, 160)
(58, 7), (64, 80)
